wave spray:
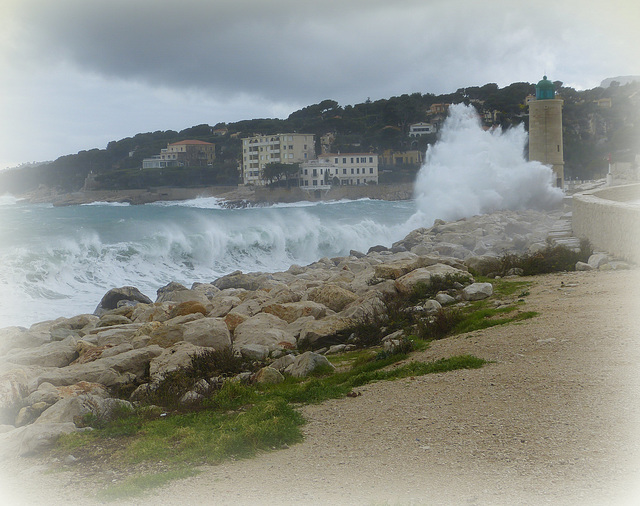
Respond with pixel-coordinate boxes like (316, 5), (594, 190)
(411, 104), (563, 226)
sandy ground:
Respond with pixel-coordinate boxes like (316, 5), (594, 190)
(1, 268), (639, 505)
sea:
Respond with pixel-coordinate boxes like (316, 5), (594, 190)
(0, 196), (419, 328)
(0, 104), (564, 329)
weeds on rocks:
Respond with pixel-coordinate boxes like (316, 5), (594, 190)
(416, 308), (465, 340)
(499, 239), (592, 276)
(408, 273), (472, 303)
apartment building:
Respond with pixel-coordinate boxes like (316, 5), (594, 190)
(409, 122), (436, 137)
(302, 152), (378, 186)
(241, 133), (315, 185)
(142, 140), (215, 168)
(380, 149), (424, 166)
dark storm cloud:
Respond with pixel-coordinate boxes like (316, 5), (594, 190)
(15, 0), (424, 102)
(3, 0), (639, 168)
(11, 0), (610, 106)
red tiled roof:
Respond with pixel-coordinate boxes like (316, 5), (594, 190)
(168, 140), (214, 146)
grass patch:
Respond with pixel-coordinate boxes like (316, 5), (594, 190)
(54, 353), (486, 501)
(453, 307), (538, 334)
(475, 276), (532, 297)
(97, 467), (200, 501)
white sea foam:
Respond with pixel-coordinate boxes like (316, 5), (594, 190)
(80, 201), (131, 206)
(411, 104), (563, 227)
(151, 197), (225, 209)
(0, 193), (22, 206)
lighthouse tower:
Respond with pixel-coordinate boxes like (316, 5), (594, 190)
(528, 76), (564, 188)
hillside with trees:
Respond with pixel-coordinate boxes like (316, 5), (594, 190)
(1, 79), (638, 194)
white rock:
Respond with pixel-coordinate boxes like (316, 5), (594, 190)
(462, 283), (494, 301)
(588, 253), (610, 269)
(435, 293), (456, 305)
(287, 352), (335, 378)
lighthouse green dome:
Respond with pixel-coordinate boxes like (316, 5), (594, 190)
(536, 75), (555, 100)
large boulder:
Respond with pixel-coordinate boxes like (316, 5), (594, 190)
(34, 394), (132, 425)
(4, 337), (78, 368)
(297, 316), (353, 349)
(131, 302), (172, 323)
(233, 313), (296, 351)
(36, 346), (163, 388)
(95, 314), (132, 329)
(168, 301), (209, 319)
(286, 352), (335, 378)
(394, 264), (470, 294)
(253, 367), (284, 384)
(213, 271), (268, 291)
(464, 255), (502, 276)
(87, 323), (144, 347)
(149, 341), (206, 380)
(156, 285), (211, 307)
(0, 369), (30, 424)
(462, 282), (494, 301)
(181, 317), (232, 349)
(262, 301), (329, 324)
(308, 284), (359, 313)
(0, 327), (50, 355)
(208, 295), (242, 318)
(0, 422), (78, 457)
(588, 253), (610, 269)
(49, 314), (99, 340)
(94, 286), (153, 316)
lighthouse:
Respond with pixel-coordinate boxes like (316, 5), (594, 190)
(528, 76), (564, 189)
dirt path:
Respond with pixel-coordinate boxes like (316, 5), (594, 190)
(2, 269), (639, 505)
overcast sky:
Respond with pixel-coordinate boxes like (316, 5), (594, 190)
(1, 0), (638, 170)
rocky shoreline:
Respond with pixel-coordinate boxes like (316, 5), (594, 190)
(16, 183), (415, 207)
(0, 206), (631, 460)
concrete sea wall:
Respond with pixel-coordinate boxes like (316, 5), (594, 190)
(572, 183), (640, 263)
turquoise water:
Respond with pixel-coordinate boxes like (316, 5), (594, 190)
(0, 197), (418, 327)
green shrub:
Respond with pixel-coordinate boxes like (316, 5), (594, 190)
(409, 273), (472, 303)
(416, 308), (465, 340)
(186, 347), (249, 380)
(499, 239), (592, 276)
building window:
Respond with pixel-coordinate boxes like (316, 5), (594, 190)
(369, 157), (373, 163)
(369, 167), (373, 174)
(343, 158), (346, 164)
(351, 157), (354, 163)
(335, 158), (338, 164)
(343, 168), (347, 174)
(313, 180), (318, 186)
(351, 168), (354, 174)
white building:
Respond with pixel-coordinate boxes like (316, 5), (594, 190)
(303, 153), (379, 186)
(241, 133), (315, 185)
(409, 122), (436, 137)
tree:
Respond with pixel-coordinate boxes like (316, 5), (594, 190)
(262, 162), (300, 187)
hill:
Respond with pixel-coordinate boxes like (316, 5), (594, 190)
(1, 80), (638, 194)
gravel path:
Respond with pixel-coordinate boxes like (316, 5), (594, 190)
(2, 269), (639, 505)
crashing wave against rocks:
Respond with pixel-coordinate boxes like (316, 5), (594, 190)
(0, 207), (594, 457)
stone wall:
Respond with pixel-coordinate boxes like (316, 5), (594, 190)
(572, 183), (640, 263)
(253, 183), (414, 204)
